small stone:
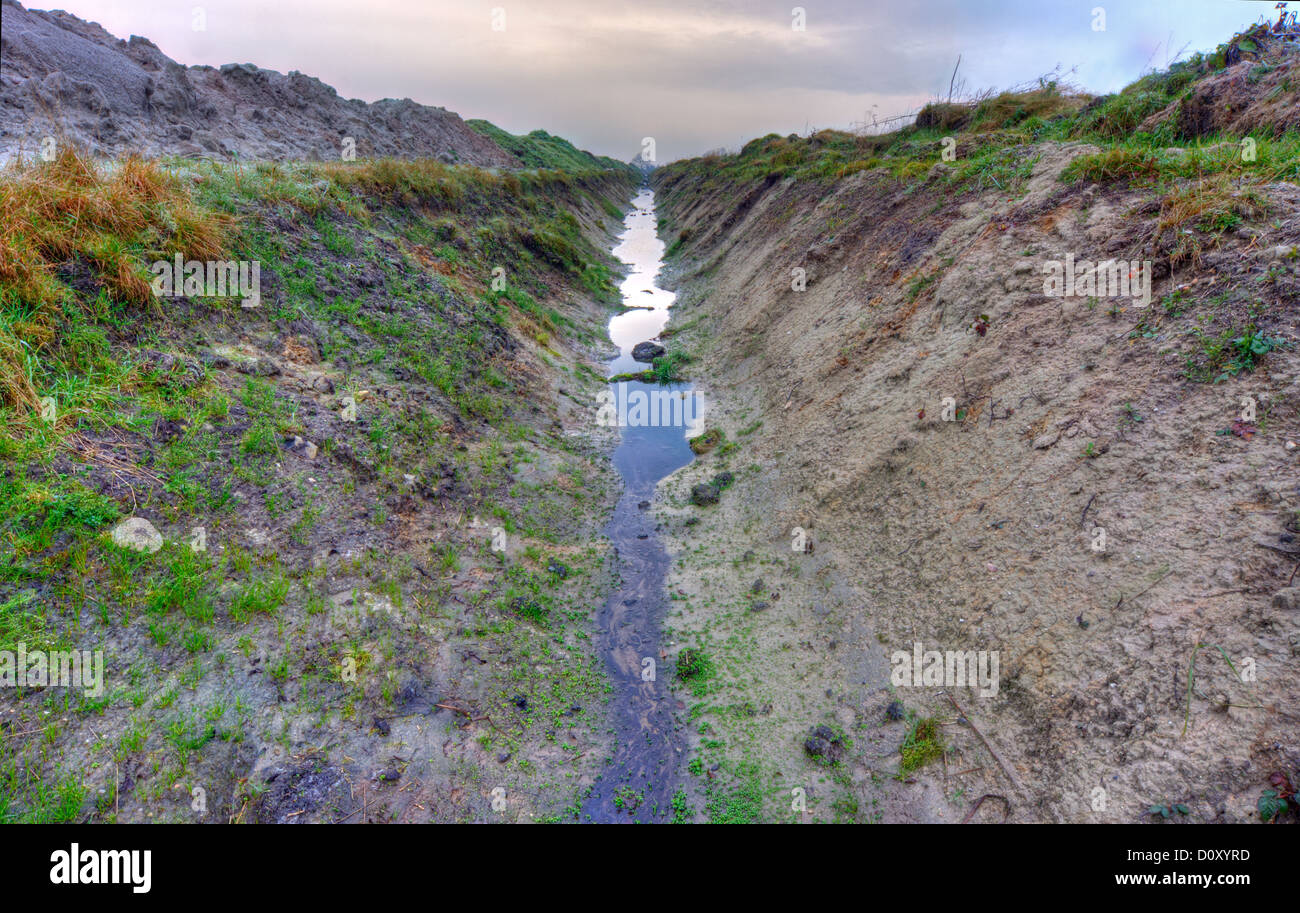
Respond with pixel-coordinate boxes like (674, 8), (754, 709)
(690, 482), (720, 506)
(803, 724), (846, 764)
(1272, 588), (1300, 611)
(111, 518), (163, 553)
(631, 341), (666, 362)
(237, 357), (279, 377)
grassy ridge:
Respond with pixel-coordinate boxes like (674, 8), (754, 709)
(467, 120), (636, 175)
(658, 28), (1300, 194)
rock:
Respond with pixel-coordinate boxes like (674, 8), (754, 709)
(885, 701), (905, 721)
(281, 335), (319, 364)
(111, 517), (163, 553)
(631, 341), (666, 363)
(237, 357), (280, 377)
(637, 500), (651, 510)
(690, 482), (720, 506)
(286, 436), (318, 459)
(803, 724), (846, 765)
(311, 374), (335, 394)
(547, 561), (569, 579)
(1032, 431), (1060, 450)
(712, 471), (734, 489)
(1272, 588), (1300, 611)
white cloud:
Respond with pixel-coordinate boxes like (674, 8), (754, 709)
(48, 0), (1260, 161)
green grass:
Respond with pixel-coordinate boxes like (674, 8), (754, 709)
(657, 30), (1300, 202)
(899, 715), (945, 777)
(466, 121), (638, 176)
(705, 763), (765, 823)
(0, 763), (85, 823)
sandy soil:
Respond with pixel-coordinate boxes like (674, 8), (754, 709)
(650, 142), (1300, 822)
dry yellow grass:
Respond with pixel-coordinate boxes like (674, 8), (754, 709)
(0, 146), (229, 412)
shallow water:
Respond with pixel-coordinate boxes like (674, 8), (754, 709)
(581, 188), (695, 822)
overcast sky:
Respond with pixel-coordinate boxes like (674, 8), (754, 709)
(47, 0), (1265, 162)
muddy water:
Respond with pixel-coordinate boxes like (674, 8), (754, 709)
(582, 188), (696, 822)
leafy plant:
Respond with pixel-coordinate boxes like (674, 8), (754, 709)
(1148, 801), (1191, 819)
(1257, 772), (1295, 823)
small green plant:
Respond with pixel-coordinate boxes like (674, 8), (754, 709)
(676, 648), (714, 683)
(1147, 801), (1191, 819)
(651, 350), (690, 383)
(898, 714), (945, 777)
(1185, 323), (1290, 383)
(612, 785), (643, 813)
(688, 429), (724, 454)
(671, 788), (692, 823)
(1120, 402), (1143, 427)
(1257, 772), (1295, 823)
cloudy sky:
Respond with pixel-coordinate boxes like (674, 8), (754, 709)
(51, 0), (1263, 162)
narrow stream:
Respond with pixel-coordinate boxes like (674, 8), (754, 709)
(582, 187), (697, 822)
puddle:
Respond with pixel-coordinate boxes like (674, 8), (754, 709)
(582, 187), (695, 822)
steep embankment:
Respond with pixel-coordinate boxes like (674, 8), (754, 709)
(651, 29), (1300, 823)
(0, 0), (518, 165)
(0, 147), (639, 822)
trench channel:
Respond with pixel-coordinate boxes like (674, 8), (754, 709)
(581, 186), (698, 822)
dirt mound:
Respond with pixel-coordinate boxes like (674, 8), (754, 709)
(0, 0), (519, 165)
(1143, 25), (1300, 139)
